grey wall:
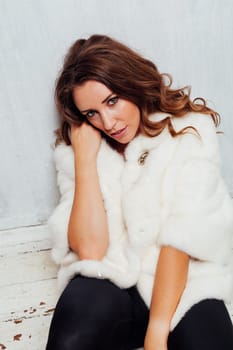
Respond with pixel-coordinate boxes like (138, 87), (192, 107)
(1, 0), (233, 230)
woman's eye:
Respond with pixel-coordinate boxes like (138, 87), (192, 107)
(86, 110), (96, 118)
(108, 96), (118, 106)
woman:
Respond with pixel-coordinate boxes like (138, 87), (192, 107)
(46, 34), (233, 350)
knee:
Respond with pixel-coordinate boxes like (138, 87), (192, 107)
(82, 277), (132, 321)
(46, 277), (132, 349)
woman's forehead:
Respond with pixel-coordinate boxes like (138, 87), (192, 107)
(73, 81), (112, 110)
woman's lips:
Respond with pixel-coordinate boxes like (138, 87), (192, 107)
(111, 126), (127, 138)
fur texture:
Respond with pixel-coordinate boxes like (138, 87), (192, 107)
(48, 112), (233, 330)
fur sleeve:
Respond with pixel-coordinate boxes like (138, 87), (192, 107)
(158, 113), (233, 263)
(47, 144), (75, 265)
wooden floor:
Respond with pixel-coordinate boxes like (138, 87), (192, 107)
(0, 224), (232, 349)
(0, 225), (58, 350)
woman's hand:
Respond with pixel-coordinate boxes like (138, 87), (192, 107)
(70, 122), (102, 163)
(144, 321), (168, 350)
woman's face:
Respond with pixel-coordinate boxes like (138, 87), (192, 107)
(73, 80), (141, 144)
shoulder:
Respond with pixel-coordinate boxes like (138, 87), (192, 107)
(53, 142), (74, 177)
(171, 112), (220, 161)
(149, 111), (218, 139)
(54, 142), (73, 161)
(53, 139), (119, 176)
(171, 112), (218, 136)
(149, 111), (220, 160)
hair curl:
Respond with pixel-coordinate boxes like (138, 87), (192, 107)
(54, 34), (220, 148)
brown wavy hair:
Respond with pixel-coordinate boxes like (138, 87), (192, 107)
(54, 34), (220, 148)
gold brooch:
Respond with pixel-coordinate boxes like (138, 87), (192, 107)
(138, 150), (149, 165)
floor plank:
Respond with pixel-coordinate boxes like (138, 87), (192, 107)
(0, 225), (58, 349)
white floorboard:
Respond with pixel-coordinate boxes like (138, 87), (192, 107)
(0, 225), (58, 350)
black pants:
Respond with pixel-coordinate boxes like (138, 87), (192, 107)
(46, 275), (233, 350)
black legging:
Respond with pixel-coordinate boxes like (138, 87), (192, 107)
(46, 275), (233, 350)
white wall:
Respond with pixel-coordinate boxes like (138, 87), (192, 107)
(1, 0), (233, 230)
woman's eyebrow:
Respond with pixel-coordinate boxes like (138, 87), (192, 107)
(80, 93), (114, 113)
(101, 93), (114, 104)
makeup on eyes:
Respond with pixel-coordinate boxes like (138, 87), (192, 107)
(82, 95), (119, 118)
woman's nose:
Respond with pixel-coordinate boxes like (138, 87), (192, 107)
(101, 112), (116, 131)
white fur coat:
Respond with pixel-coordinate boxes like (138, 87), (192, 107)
(48, 112), (233, 330)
